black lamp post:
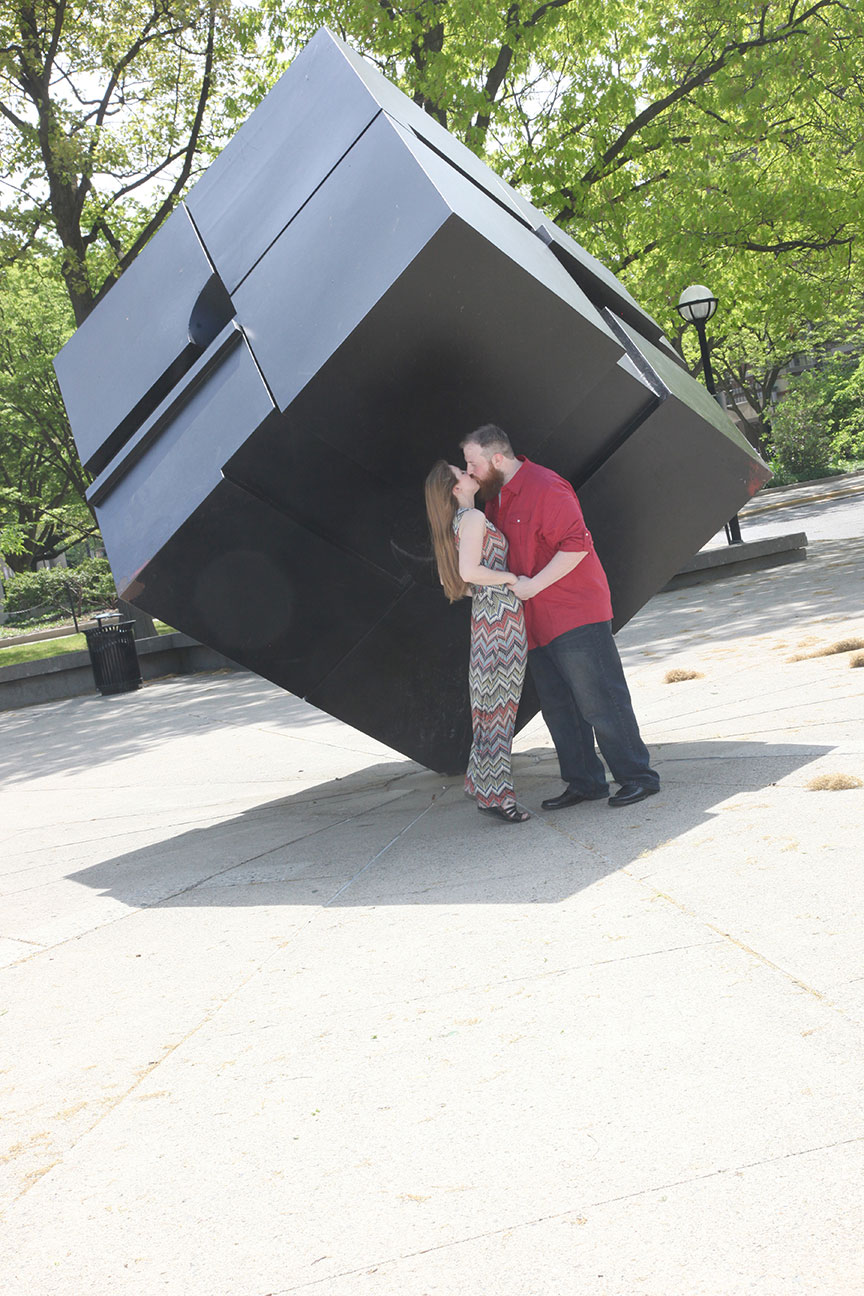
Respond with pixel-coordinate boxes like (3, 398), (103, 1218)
(676, 284), (743, 545)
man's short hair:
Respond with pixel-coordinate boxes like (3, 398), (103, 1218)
(460, 423), (514, 456)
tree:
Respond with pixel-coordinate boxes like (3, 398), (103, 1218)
(0, 258), (95, 571)
(259, 0), (864, 353)
(703, 317), (796, 454)
(0, 0), (257, 597)
(767, 372), (838, 478)
(5, 0), (862, 352)
(693, 292), (864, 456)
(4, 0), (863, 560)
(0, 0), (259, 324)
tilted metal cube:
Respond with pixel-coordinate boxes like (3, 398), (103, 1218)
(54, 28), (769, 771)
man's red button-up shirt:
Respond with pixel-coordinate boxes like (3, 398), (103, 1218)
(486, 457), (612, 650)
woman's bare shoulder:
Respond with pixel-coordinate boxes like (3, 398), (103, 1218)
(455, 507), (486, 530)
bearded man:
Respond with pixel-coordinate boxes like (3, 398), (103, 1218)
(461, 424), (659, 809)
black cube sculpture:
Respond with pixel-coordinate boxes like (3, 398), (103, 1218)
(54, 28), (769, 772)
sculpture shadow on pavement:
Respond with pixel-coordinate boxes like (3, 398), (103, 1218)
(67, 740), (827, 910)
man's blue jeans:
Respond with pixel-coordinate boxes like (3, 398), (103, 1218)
(528, 620), (659, 796)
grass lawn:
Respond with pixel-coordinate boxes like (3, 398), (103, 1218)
(0, 634), (89, 667)
(0, 623), (175, 669)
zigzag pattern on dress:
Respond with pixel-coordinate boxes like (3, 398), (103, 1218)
(454, 509), (528, 809)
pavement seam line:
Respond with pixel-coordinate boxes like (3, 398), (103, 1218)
(248, 723), (415, 759)
(655, 717), (864, 742)
(647, 674), (864, 717)
(0, 813), (362, 950)
(0, 787), (423, 968)
(629, 882), (864, 1033)
(643, 686), (864, 730)
(322, 795), (444, 907)
(264, 1133), (864, 1293)
(533, 816), (860, 1026)
(267, 937), (728, 1026)
(0, 789), (447, 1213)
(152, 787), (442, 910)
(147, 814), (367, 906)
(1, 808), (318, 877)
(1, 785), (401, 847)
(161, 784), (443, 903)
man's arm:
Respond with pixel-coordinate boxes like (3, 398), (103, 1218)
(511, 550), (586, 601)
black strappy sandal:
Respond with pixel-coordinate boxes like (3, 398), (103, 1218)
(479, 801), (531, 824)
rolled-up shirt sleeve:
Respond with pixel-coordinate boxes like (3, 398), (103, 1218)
(539, 480), (592, 553)
(491, 458), (612, 647)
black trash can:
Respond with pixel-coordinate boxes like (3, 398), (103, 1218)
(85, 611), (143, 696)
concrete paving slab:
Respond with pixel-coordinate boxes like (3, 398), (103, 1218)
(2, 936), (860, 1293)
(0, 896), (315, 1211)
(3, 796), (427, 942)
(319, 1138), (864, 1296)
(0, 672), (401, 789)
(2, 533), (864, 1295)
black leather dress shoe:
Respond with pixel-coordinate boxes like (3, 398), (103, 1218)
(541, 787), (607, 810)
(608, 783), (660, 808)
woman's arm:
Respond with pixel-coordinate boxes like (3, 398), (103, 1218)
(456, 510), (517, 587)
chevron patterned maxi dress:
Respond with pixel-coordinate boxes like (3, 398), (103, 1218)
(454, 509), (528, 808)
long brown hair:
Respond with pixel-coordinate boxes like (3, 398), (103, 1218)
(424, 460), (471, 603)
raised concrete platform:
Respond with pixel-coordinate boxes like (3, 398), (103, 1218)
(0, 631), (239, 711)
(665, 530), (808, 589)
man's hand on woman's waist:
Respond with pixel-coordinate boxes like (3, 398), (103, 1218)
(511, 575), (537, 601)
(512, 551), (587, 600)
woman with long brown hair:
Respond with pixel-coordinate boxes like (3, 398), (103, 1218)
(424, 460), (529, 823)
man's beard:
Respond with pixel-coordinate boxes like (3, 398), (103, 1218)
(475, 465), (506, 502)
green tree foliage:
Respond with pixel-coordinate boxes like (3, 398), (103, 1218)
(764, 340), (864, 480)
(767, 376), (837, 480)
(3, 0), (864, 541)
(708, 320), (787, 452)
(255, 0), (864, 401)
(829, 355), (864, 458)
(0, 0), (260, 323)
(4, 1), (862, 360)
(0, 259), (96, 570)
(0, 2), (260, 573)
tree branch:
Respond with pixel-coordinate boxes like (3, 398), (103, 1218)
(580, 0), (843, 188)
(95, 2), (217, 295)
(735, 231), (853, 253)
(473, 0), (579, 138)
(612, 241), (660, 272)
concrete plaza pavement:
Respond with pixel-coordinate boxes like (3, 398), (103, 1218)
(2, 531), (864, 1295)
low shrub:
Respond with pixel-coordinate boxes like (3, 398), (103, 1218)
(3, 557), (116, 620)
(768, 387), (835, 480)
(831, 415), (864, 463)
(830, 356), (864, 462)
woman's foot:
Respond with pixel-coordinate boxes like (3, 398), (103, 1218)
(478, 800), (530, 824)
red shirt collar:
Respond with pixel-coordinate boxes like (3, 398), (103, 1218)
(500, 455), (529, 501)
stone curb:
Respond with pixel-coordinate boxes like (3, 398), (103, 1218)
(745, 471), (864, 516)
(0, 631), (239, 711)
